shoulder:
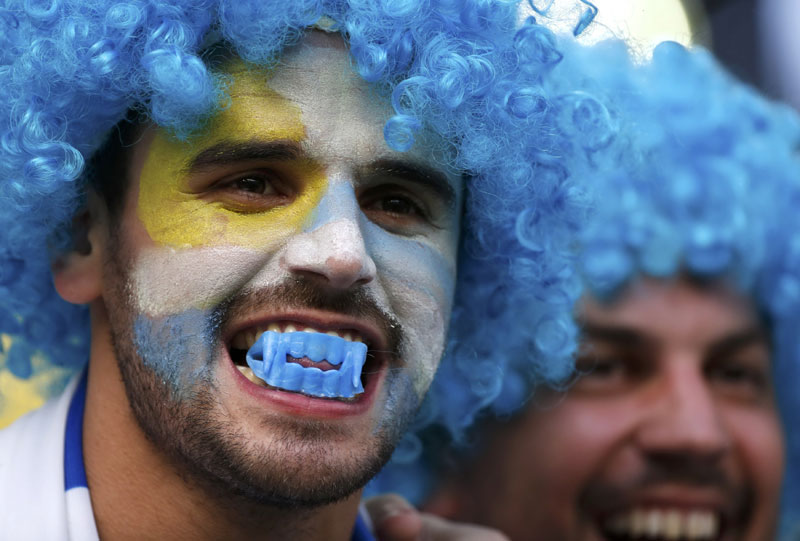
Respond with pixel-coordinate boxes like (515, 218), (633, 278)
(0, 375), (80, 539)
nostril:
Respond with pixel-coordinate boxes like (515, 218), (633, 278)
(282, 219), (377, 289)
(324, 255), (375, 288)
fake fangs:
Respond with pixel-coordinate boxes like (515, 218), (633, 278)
(604, 508), (720, 540)
(231, 325), (367, 401)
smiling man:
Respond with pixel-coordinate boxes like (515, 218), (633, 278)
(0, 1), (591, 539)
(374, 41), (800, 540)
(427, 277), (784, 540)
(63, 36), (463, 536)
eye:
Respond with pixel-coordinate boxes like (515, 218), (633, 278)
(232, 176), (275, 195)
(572, 354), (632, 395)
(210, 170), (293, 213)
(706, 360), (770, 402)
(360, 185), (430, 232)
(376, 195), (422, 217)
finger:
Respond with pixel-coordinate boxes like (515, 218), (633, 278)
(419, 514), (510, 541)
(364, 493), (424, 541)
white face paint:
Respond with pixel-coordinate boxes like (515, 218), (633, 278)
(114, 31), (462, 499)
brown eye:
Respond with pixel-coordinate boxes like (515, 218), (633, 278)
(360, 184), (432, 234)
(378, 196), (422, 217)
(233, 176), (275, 195)
(210, 170), (294, 213)
(707, 360), (770, 402)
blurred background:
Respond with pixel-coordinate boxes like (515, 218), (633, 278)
(700, 0), (800, 110)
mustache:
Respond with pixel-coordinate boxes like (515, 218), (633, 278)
(580, 456), (751, 516)
(209, 276), (405, 361)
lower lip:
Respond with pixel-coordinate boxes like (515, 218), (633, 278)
(225, 349), (386, 419)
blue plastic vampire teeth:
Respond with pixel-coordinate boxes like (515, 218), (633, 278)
(245, 331), (368, 398)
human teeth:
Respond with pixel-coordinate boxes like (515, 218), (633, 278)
(603, 508), (719, 540)
(707, 514), (719, 539)
(664, 510), (681, 540)
(645, 510), (663, 537)
(631, 510), (645, 537)
(233, 325), (367, 352)
(236, 365), (267, 386)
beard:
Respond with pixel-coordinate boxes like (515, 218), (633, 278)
(102, 232), (420, 509)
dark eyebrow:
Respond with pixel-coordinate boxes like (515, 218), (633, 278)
(579, 323), (649, 347)
(706, 327), (770, 359)
(367, 158), (457, 209)
(185, 140), (304, 174)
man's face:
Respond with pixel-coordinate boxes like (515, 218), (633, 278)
(101, 33), (462, 506)
(431, 278), (784, 540)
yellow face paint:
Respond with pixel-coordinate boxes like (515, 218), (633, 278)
(137, 60), (328, 250)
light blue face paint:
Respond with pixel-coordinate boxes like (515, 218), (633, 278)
(133, 309), (219, 398)
(246, 331), (368, 398)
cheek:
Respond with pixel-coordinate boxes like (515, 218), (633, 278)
(365, 223), (457, 395)
(132, 308), (219, 397)
(725, 408), (785, 500)
(130, 245), (272, 316)
(536, 400), (641, 495)
(136, 135), (327, 251)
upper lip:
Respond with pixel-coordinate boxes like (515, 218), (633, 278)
(223, 309), (388, 353)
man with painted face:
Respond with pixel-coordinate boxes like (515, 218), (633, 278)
(0, 1), (591, 539)
(372, 42), (800, 540)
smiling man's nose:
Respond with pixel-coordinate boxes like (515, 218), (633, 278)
(636, 363), (731, 460)
(282, 217), (377, 290)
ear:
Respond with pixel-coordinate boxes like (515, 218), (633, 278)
(52, 199), (106, 305)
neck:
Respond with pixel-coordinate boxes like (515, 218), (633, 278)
(82, 303), (361, 540)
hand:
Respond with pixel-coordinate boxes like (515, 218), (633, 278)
(364, 493), (510, 541)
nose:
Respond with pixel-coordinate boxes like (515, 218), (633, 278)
(635, 361), (731, 461)
(281, 185), (377, 290)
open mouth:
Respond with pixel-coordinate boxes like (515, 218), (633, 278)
(600, 507), (723, 541)
(228, 322), (379, 402)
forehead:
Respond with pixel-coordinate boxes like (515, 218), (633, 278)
(200, 30), (447, 167)
(579, 276), (762, 344)
(130, 31), (458, 190)
(262, 32), (393, 161)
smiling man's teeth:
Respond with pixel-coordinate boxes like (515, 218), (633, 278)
(605, 508), (719, 540)
(237, 366), (265, 387)
(232, 325), (366, 352)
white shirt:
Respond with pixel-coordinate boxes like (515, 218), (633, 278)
(0, 373), (99, 540)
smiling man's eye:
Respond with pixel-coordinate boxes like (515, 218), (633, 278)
(378, 196), (422, 216)
(360, 185), (432, 232)
(232, 176), (276, 195)
(207, 169), (294, 213)
(707, 360), (770, 402)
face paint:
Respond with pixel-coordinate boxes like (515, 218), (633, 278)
(136, 60), (328, 250)
(246, 331), (367, 398)
(111, 32), (462, 507)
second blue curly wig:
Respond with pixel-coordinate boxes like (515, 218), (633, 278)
(370, 40), (800, 533)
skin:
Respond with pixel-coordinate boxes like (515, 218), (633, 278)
(425, 277), (785, 541)
(54, 32), (462, 540)
(365, 493), (510, 541)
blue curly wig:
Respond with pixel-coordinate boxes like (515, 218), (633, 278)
(570, 41), (800, 539)
(370, 39), (800, 537)
(0, 0), (598, 480)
